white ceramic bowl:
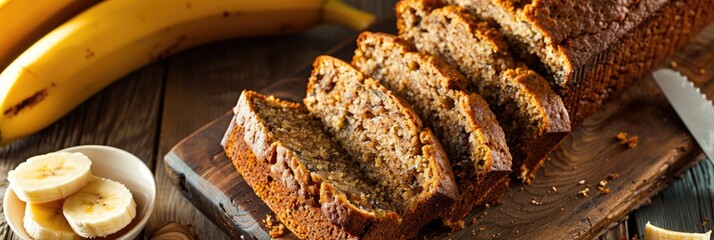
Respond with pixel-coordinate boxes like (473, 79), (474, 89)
(3, 145), (157, 240)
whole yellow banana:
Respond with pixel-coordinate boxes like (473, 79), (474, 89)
(0, 0), (100, 70)
(0, 0), (375, 146)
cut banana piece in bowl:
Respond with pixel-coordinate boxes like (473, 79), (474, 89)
(63, 177), (137, 238)
(23, 200), (81, 240)
(645, 222), (712, 240)
(8, 152), (92, 203)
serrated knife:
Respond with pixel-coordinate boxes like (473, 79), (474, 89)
(652, 69), (714, 163)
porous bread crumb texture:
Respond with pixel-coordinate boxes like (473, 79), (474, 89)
(305, 55), (431, 207)
(398, 1), (514, 78)
(304, 56), (458, 238)
(352, 31), (509, 179)
(443, 0), (570, 86)
(263, 214), (286, 237)
(396, 0), (542, 140)
(248, 92), (396, 215)
(352, 31), (512, 226)
(397, 0), (570, 182)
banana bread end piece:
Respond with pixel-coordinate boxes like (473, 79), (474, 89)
(223, 91), (402, 239)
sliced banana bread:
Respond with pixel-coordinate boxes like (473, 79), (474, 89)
(304, 55), (459, 239)
(223, 90), (405, 239)
(396, 0), (570, 183)
(444, 0), (714, 125)
(351, 31), (511, 227)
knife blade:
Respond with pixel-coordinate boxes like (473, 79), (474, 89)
(652, 69), (714, 162)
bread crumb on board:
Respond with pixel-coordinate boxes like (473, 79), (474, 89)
(597, 179), (611, 194)
(579, 187), (590, 197)
(262, 214), (285, 237)
(615, 132), (638, 149)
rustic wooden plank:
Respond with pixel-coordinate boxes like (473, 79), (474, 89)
(599, 219), (629, 240)
(152, 2), (398, 238)
(633, 157), (714, 237)
(163, 20), (714, 239)
(0, 61), (165, 239)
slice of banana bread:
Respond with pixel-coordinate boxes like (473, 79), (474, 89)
(304, 55), (459, 239)
(396, 0), (571, 183)
(223, 90), (404, 239)
(351, 31), (511, 227)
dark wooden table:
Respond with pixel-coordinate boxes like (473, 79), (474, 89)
(1, 1), (712, 239)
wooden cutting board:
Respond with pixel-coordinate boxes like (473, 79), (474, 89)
(163, 21), (714, 239)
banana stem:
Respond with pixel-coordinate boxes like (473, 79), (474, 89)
(322, 0), (375, 31)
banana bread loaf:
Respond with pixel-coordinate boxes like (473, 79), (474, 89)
(444, 0), (714, 125)
(351, 31), (511, 227)
(223, 91), (403, 239)
(396, 0), (571, 182)
(304, 55), (459, 239)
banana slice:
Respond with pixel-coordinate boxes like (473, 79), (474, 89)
(23, 200), (82, 240)
(63, 177), (136, 238)
(646, 221), (712, 240)
(8, 152), (92, 203)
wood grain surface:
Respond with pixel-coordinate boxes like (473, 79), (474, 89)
(164, 20), (714, 240)
(634, 158), (714, 236)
